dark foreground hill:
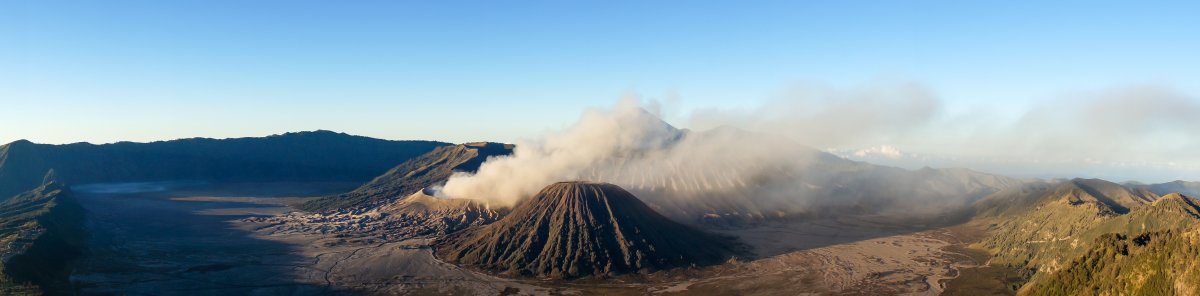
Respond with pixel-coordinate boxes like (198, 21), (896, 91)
(436, 181), (743, 279)
(0, 131), (449, 199)
(0, 179), (85, 295)
(301, 142), (513, 212)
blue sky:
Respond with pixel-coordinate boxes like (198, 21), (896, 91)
(2, 0), (1198, 146)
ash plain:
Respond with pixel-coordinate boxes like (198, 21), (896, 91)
(70, 182), (986, 295)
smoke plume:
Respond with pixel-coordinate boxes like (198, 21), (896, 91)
(442, 81), (1200, 211)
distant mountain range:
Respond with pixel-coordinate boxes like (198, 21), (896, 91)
(0, 130), (449, 199)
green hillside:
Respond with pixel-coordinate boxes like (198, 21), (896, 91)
(971, 177), (1200, 293)
(1080, 193), (1200, 240)
(1022, 226), (1200, 296)
(976, 179), (1158, 271)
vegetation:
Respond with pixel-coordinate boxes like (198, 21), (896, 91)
(972, 178), (1200, 293)
(0, 130), (448, 199)
(0, 181), (86, 295)
(300, 142), (512, 212)
(975, 179), (1156, 272)
(1023, 227), (1200, 295)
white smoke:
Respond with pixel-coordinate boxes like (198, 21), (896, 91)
(442, 81), (1200, 209)
(439, 99), (683, 205)
(439, 98), (819, 208)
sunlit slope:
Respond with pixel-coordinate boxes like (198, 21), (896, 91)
(975, 179), (1164, 271)
(1022, 223), (1200, 296)
(973, 178), (1200, 291)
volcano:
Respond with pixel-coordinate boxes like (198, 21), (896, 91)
(435, 181), (741, 279)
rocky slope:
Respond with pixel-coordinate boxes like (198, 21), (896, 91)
(436, 182), (743, 279)
(301, 142), (512, 212)
(252, 190), (506, 240)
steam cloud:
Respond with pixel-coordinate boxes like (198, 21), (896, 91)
(439, 99), (817, 207)
(442, 81), (1200, 207)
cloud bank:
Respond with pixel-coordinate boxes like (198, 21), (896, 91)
(687, 83), (1200, 181)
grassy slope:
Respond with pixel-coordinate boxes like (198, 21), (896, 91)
(1022, 227), (1200, 296)
(975, 180), (1143, 272)
(971, 177), (1200, 293)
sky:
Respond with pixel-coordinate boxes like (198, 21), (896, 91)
(2, 1), (1198, 181)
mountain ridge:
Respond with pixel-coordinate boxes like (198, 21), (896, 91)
(0, 131), (449, 199)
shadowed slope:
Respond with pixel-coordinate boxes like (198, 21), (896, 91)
(436, 182), (742, 279)
(1, 177), (85, 295)
(0, 131), (449, 199)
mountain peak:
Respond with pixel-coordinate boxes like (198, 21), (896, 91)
(1156, 192), (1191, 200)
(1124, 192), (1200, 220)
(2, 139), (35, 149)
(461, 141), (513, 150)
(1149, 192), (1200, 209)
(436, 181), (742, 279)
(279, 130), (347, 137)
